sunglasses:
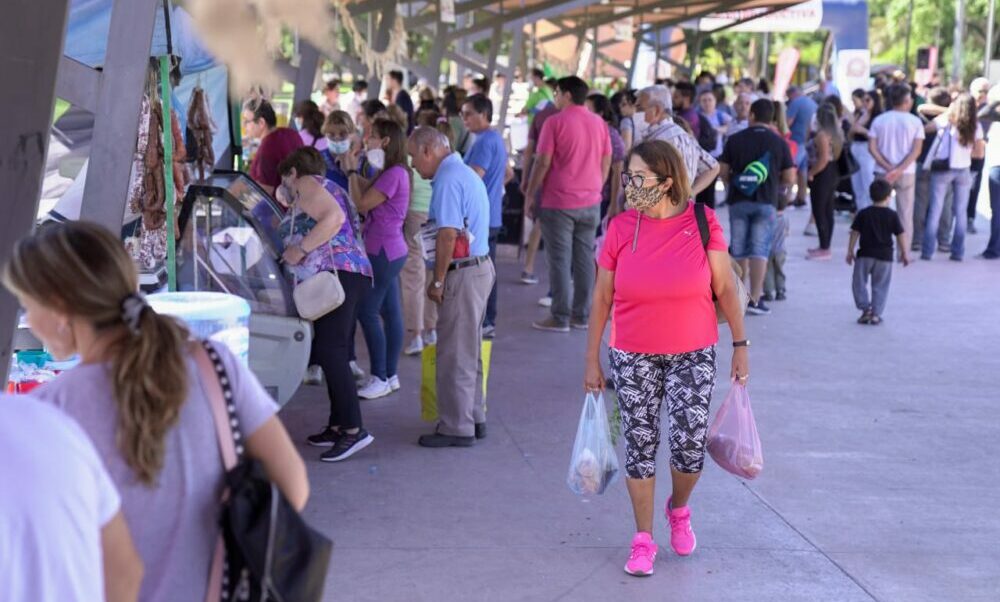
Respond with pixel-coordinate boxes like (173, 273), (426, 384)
(620, 172), (669, 188)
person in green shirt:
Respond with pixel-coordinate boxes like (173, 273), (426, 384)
(520, 68), (555, 123)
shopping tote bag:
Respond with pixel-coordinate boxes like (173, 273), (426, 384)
(420, 340), (492, 422)
(566, 393), (620, 495)
(706, 383), (763, 479)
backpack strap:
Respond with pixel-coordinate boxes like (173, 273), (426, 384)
(693, 201), (710, 250)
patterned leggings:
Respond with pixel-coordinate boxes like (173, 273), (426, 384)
(609, 346), (717, 479)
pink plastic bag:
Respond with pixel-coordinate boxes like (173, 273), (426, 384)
(707, 383), (763, 479)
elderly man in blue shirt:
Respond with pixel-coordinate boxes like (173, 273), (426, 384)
(408, 126), (495, 448)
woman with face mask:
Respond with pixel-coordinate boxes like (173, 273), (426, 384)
(276, 147), (376, 462)
(4, 221), (309, 601)
(342, 118), (411, 399)
(320, 111), (371, 193)
(584, 140), (749, 578)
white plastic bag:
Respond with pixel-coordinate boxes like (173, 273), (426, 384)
(566, 393), (620, 495)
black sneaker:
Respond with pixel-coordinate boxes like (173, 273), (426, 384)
(307, 426), (341, 448)
(857, 309), (873, 324)
(747, 300), (771, 315)
(775, 290), (787, 301)
(475, 423), (487, 439)
(760, 292), (774, 302)
(320, 429), (374, 462)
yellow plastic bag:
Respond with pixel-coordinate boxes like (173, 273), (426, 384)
(420, 340), (492, 422)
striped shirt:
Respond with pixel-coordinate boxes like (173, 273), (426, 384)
(642, 119), (718, 187)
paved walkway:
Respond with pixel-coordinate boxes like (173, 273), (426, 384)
(279, 205), (1000, 602)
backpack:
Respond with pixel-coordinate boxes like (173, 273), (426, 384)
(693, 203), (750, 324)
(733, 151), (771, 198)
(696, 113), (719, 152)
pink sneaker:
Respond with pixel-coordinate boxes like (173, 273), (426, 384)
(665, 497), (697, 556)
(624, 532), (658, 576)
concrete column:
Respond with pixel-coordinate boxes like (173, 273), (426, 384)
(294, 41), (321, 105)
(0, 0), (71, 378)
(79, 0), (160, 232)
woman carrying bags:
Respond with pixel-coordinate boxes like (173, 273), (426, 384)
(584, 140), (749, 577)
(344, 118), (410, 399)
(6, 222), (309, 601)
(277, 147), (376, 462)
(921, 92), (986, 261)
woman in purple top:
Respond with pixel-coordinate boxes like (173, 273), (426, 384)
(276, 148), (377, 462)
(345, 117), (410, 399)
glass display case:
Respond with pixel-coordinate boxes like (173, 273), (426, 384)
(178, 172), (311, 405)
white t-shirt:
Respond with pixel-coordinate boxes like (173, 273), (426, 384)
(869, 109), (926, 175)
(931, 115), (984, 169)
(0, 395), (120, 602)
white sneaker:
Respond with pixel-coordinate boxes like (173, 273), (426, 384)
(404, 336), (424, 356)
(388, 375), (400, 391)
(424, 330), (437, 346)
(538, 296), (553, 308)
(303, 365), (324, 385)
(358, 376), (392, 400)
(350, 361), (365, 381)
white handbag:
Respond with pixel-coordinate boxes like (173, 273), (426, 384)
(289, 205), (346, 321)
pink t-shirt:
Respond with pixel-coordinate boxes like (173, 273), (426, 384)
(367, 164), (410, 261)
(536, 105), (612, 210)
(597, 203), (728, 355)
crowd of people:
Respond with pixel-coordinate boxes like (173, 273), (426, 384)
(5, 61), (999, 599)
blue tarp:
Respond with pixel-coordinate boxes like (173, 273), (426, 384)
(64, 0), (231, 164)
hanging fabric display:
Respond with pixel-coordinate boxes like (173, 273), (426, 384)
(186, 86), (216, 181)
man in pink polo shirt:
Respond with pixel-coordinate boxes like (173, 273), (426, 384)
(524, 76), (612, 332)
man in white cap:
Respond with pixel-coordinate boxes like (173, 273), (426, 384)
(638, 85), (719, 196)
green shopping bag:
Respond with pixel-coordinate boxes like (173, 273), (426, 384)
(420, 340), (492, 422)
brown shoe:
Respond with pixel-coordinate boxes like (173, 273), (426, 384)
(532, 317), (570, 333)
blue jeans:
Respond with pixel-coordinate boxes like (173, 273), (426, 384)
(984, 167), (1000, 258)
(729, 201), (777, 260)
(359, 250), (406, 380)
(484, 227), (500, 327)
(923, 168), (972, 259)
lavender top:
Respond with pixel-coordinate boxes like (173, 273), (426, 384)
(366, 164), (410, 261)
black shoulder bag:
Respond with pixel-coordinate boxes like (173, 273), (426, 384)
(196, 341), (333, 602)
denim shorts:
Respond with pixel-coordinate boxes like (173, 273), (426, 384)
(729, 201), (777, 260)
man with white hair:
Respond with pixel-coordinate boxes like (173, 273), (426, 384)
(407, 126), (495, 448)
(638, 85), (719, 196)
(968, 77), (992, 233)
(728, 92), (753, 139)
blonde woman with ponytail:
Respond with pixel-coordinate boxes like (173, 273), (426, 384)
(4, 221), (309, 602)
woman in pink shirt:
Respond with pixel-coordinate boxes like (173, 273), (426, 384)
(584, 140), (749, 577)
(345, 118), (410, 400)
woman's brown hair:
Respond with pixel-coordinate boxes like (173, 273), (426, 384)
(278, 147), (327, 178)
(627, 140), (692, 205)
(950, 92), (979, 147)
(371, 117), (409, 173)
(2, 222), (190, 486)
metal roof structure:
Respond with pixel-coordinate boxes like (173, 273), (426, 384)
(0, 0), (806, 372)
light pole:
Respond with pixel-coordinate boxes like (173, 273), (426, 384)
(903, 0), (915, 75)
(952, 0), (965, 84)
(986, 0), (997, 76)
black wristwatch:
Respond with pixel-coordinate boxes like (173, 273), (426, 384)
(733, 340), (750, 348)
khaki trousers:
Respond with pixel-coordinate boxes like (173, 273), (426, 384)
(435, 259), (495, 437)
(401, 211), (437, 334)
(878, 172), (916, 251)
